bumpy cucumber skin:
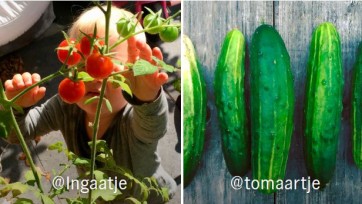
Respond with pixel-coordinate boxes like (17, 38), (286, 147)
(182, 35), (207, 187)
(250, 24), (295, 194)
(352, 42), (362, 169)
(304, 22), (343, 186)
(214, 29), (250, 176)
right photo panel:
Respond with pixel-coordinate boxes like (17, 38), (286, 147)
(183, 1), (362, 203)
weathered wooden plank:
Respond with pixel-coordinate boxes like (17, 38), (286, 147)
(184, 1), (362, 203)
(274, 1), (362, 203)
(183, 1), (274, 203)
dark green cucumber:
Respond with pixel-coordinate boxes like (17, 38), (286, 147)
(250, 24), (295, 194)
(214, 29), (250, 176)
(304, 22), (343, 186)
(352, 42), (362, 169)
(182, 35), (207, 187)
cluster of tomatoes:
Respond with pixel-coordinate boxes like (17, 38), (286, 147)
(57, 35), (113, 104)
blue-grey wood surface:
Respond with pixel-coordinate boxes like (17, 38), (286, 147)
(183, 1), (362, 204)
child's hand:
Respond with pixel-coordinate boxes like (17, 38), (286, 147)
(4, 72), (46, 108)
(124, 37), (168, 102)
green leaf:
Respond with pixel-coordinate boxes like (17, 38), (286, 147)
(78, 71), (94, 82)
(105, 98), (113, 113)
(93, 187), (121, 202)
(73, 157), (91, 169)
(91, 170), (122, 202)
(90, 140), (107, 153)
(173, 79), (181, 93)
(152, 56), (175, 72)
(12, 104), (24, 114)
(66, 151), (76, 161)
(144, 7), (156, 15)
(131, 180), (148, 202)
(66, 198), (89, 204)
(0, 176), (9, 185)
(161, 187), (170, 202)
(41, 194), (55, 204)
(110, 78), (133, 97)
(48, 142), (63, 153)
(84, 96), (99, 105)
(176, 59), (181, 67)
(142, 177), (152, 188)
(24, 169), (42, 186)
(124, 197), (141, 204)
(61, 31), (70, 43)
(14, 198), (33, 204)
(96, 153), (116, 169)
(120, 82), (132, 97)
(150, 177), (159, 187)
(0, 109), (13, 139)
(132, 59), (158, 76)
(0, 182), (29, 197)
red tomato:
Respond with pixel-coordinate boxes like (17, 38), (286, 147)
(86, 53), (114, 79)
(80, 35), (104, 57)
(57, 39), (81, 66)
(58, 78), (85, 104)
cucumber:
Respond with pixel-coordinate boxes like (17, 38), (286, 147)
(182, 35), (207, 187)
(214, 29), (250, 176)
(352, 42), (362, 169)
(250, 24), (295, 194)
(304, 22), (343, 186)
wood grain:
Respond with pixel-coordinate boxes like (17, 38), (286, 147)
(183, 1), (362, 203)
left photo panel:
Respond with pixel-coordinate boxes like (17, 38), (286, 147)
(0, 1), (181, 203)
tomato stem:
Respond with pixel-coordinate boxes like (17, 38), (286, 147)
(109, 23), (180, 51)
(87, 78), (108, 202)
(87, 2), (112, 203)
(9, 107), (44, 193)
(0, 79), (7, 101)
(167, 10), (181, 21)
(48, 162), (71, 197)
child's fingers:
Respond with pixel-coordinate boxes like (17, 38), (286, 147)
(156, 72), (168, 86)
(136, 40), (152, 61)
(13, 74), (25, 89)
(4, 79), (15, 92)
(33, 87), (46, 102)
(152, 47), (163, 61)
(22, 72), (32, 86)
(127, 36), (139, 63)
(31, 73), (41, 84)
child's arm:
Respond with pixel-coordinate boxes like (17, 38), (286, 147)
(4, 73), (65, 143)
(122, 37), (169, 142)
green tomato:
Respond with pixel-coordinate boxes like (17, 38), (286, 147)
(159, 26), (179, 42)
(143, 14), (164, 35)
(117, 18), (136, 37)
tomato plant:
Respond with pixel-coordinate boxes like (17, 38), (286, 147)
(57, 39), (82, 66)
(86, 53), (114, 79)
(143, 13), (164, 34)
(58, 78), (85, 104)
(0, 2), (181, 203)
(117, 18), (136, 37)
(159, 26), (179, 42)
